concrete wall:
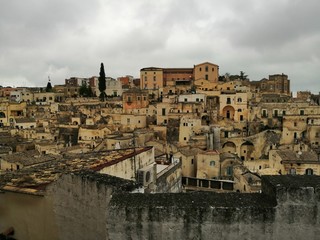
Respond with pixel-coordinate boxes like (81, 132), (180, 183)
(156, 160), (182, 193)
(107, 175), (320, 240)
(47, 172), (138, 240)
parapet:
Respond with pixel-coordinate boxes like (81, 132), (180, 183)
(261, 175), (320, 204)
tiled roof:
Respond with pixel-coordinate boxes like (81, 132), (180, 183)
(0, 147), (152, 195)
(277, 150), (319, 163)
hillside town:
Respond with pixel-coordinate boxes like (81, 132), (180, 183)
(1, 61), (320, 239)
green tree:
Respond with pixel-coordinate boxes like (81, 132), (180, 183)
(79, 83), (89, 97)
(240, 71), (248, 80)
(46, 80), (53, 92)
(87, 85), (94, 97)
(79, 82), (94, 97)
(98, 63), (106, 101)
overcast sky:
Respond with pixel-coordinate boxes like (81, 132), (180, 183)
(0, 0), (319, 93)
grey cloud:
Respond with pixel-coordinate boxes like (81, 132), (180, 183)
(0, 0), (319, 92)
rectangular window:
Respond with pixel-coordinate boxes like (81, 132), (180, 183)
(205, 74), (208, 80)
(300, 110), (304, 115)
(274, 110), (278, 117)
(162, 108), (166, 116)
(262, 109), (267, 118)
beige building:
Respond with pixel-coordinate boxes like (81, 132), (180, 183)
(196, 150), (220, 179)
(179, 116), (202, 146)
(0, 101), (27, 127)
(269, 149), (320, 175)
(193, 62), (219, 83)
(219, 91), (248, 122)
(140, 67), (164, 90)
(120, 114), (147, 131)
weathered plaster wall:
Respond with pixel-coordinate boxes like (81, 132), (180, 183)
(0, 191), (58, 240)
(156, 160), (182, 193)
(99, 147), (154, 180)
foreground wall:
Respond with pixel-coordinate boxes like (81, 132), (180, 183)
(0, 191), (58, 240)
(47, 172), (138, 240)
(107, 175), (320, 240)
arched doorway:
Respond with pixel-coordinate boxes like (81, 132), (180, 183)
(222, 106), (235, 120)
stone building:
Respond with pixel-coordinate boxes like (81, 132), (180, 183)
(122, 89), (149, 114)
(250, 73), (290, 95)
(269, 149), (320, 175)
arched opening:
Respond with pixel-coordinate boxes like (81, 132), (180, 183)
(201, 115), (210, 125)
(0, 112), (6, 118)
(222, 141), (236, 154)
(306, 168), (313, 175)
(240, 141), (255, 161)
(222, 106), (235, 120)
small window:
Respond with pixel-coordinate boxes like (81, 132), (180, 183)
(300, 110), (304, 115)
(306, 168), (313, 175)
(210, 161), (215, 166)
(289, 168), (296, 175)
(184, 137), (187, 141)
(191, 159), (194, 164)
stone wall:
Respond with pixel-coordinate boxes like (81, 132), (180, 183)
(46, 171), (138, 240)
(155, 160), (182, 193)
(107, 175), (320, 240)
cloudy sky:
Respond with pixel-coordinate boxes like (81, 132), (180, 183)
(0, 0), (319, 93)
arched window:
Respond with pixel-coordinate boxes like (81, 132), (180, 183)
(210, 161), (215, 166)
(306, 168), (313, 175)
(237, 98), (242, 102)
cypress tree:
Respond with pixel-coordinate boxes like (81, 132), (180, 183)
(98, 63), (106, 101)
(46, 80), (53, 92)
